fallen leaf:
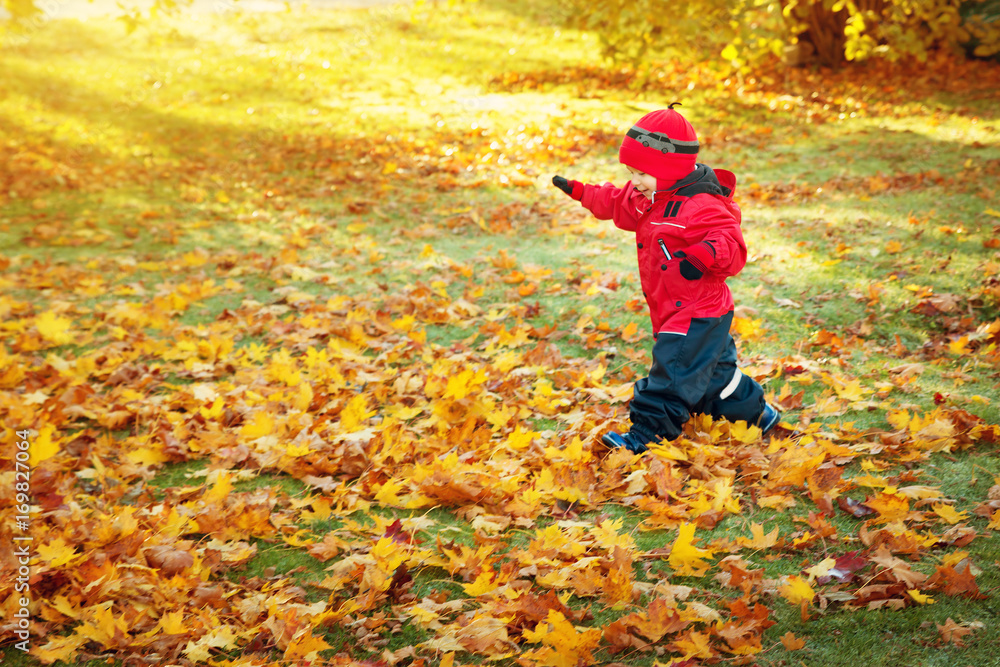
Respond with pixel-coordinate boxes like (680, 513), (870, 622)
(780, 631), (806, 650)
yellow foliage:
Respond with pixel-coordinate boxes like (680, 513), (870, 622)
(28, 424), (60, 466)
(35, 311), (74, 345)
(778, 575), (815, 606)
(668, 523), (715, 577)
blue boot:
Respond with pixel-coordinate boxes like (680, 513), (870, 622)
(601, 430), (653, 454)
(757, 403), (780, 436)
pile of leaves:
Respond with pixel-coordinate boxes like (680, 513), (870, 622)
(3, 243), (999, 664)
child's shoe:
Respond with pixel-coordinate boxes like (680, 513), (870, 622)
(601, 430), (653, 454)
(757, 403), (780, 436)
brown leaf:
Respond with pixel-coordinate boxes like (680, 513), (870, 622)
(927, 563), (985, 599)
(838, 496), (876, 518)
(145, 545), (194, 576)
(869, 544), (927, 587)
(936, 618), (975, 646)
(307, 532), (349, 562)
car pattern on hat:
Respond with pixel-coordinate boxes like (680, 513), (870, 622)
(625, 126), (699, 154)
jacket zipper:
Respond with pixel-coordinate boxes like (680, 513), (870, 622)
(657, 238), (672, 261)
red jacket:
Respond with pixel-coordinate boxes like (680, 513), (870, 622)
(580, 167), (747, 336)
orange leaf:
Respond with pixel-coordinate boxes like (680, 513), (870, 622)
(620, 321), (641, 342)
(780, 631), (806, 650)
(601, 546), (634, 606)
(503, 270), (526, 284)
(865, 491), (910, 522)
(621, 597), (688, 642)
(518, 282), (538, 297)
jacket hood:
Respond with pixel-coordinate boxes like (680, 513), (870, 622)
(655, 164), (735, 200)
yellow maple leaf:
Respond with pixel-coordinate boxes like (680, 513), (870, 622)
(293, 381), (313, 411)
(443, 368), (486, 401)
(987, 509), (1000, 531)
(184, 626), (239, 662)
(853, 473), (889, 488)
(284, 630), (332, 661)
(804, 557), (837, 581)
(866, 491), (910, 522)
(36, 537), (84, 568)
(602, 553), (634, 607)
(674, 629), (714, 660)
(78, 604), (129, 646)
(125, 446), (169, 467)
(340, 394), (375, 432)
(544, 435), (589, 463)
(287, 442), (311, 457)
(240, 410), (275, 439)
(30, 634), (86, 664)
(408, 605), (442, 629)
(907, 589), (935, 605)
(668, 522), (714, 577)
(503, 425), (536, 449)
(729, 420), (762, 444)
(522, 610), (601, 667)
(28, 424), (60, 466)
(833, 378), (870, 402)
(462, 569), (498, 597)
(949, 336), (970, 355)
(731, 315), (764, 341)
(202, 471), (234, 504)
(50, 595), (81, 620)
(778, 575), (815, 606)
(199, 397), (225, 420)
(35, 311), (73, 345)
(370, 537), (408, 575)
(931, 503), (968, 524)
(590, 519), (636, 552)
(157, 610), (187, 635)
(374, 478), (406, 505)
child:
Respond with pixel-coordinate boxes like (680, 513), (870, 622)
(552, 105), (779, 453)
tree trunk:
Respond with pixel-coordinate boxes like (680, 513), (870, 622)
(779, 0), (849, 67)
(780, 0), (890, 68)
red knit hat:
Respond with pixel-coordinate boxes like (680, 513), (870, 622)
(618, 106), (698, 187)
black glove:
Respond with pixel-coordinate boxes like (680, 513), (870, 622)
(675, 241), (716, 281)
(552, 175), (584, 201)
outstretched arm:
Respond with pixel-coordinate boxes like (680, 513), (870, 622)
(551, 175), (643, 232)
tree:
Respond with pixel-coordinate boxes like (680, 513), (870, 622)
(563, 0), (1000, 68)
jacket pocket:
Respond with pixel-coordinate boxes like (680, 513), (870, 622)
(652, 250), (699, 311)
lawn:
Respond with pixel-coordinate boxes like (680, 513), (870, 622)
(1, 1), (1000, 666)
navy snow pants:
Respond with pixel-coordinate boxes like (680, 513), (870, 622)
(629, 311), (765, 442)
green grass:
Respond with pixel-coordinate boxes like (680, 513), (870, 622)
(2, 1), (1000, 666)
